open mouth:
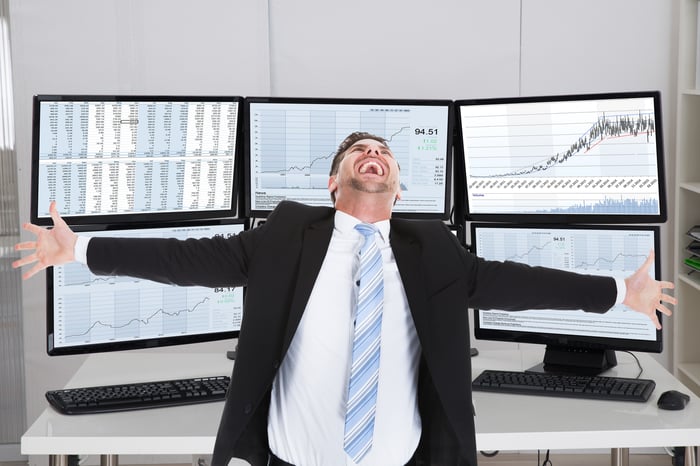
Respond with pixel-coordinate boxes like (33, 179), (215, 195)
(358, 160), (385, 176)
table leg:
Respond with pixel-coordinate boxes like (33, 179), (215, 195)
(685, 446), (696, 466)
(100, 454), (119, 466)
(611, 448), (629, 466)
(49, 455), (69, 466)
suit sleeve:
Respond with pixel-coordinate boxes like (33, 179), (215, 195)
(466, 254), (617, 314)
(393, 219), (618, 315)
(86, 231), (252, 288)
(84, 211), (284, 288)
(433, 222), (616, 313)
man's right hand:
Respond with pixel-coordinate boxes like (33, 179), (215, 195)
(12, 201), (77, 280)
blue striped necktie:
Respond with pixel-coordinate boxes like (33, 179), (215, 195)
(344, 223), (384, 463)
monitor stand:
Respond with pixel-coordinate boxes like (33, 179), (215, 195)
(226, 343), (238, 360)
(526, 345), (617, 376)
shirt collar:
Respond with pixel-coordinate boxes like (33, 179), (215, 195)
(334, 210), (390, 244)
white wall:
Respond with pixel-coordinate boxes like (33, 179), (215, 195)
(267, 0), (522, 99)
(10, 0), (677, 461)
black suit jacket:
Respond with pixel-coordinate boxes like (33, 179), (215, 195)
(87, 201), (617, 466)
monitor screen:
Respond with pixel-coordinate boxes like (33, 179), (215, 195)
(31, 95), (243, 226)
(470, 222), (662, 374)
(244, 97), (453, 219)
(456, 91), (667, 223)
(46, 219), (246, 356)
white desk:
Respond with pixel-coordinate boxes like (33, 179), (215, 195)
(472, 349), (700, 465)
(22, 350), (700, 465)
(22, 352), (234, 457)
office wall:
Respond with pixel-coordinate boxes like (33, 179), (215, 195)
(266, 1), (676, 98)
(266, 0), (522, 99)
(10, 0), (676, 462)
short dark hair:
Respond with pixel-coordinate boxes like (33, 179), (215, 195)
(328, 132), (389, 204)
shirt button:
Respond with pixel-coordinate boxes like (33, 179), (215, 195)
(244, 403), (252, 414)
(272, 360), (280, 369)
(355, 280), (360, 286)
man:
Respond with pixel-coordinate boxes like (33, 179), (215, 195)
(14, 131), (675, 466)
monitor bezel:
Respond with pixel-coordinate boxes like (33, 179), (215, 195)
(455, 90), (668, 224)
(242, 96), (454, 220)
(31, 94), (244, 227)
(469, 222), (663, 354)
(46, 217), (247, 356)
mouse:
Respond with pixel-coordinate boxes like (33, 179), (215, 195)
(657, 390), (690, 410)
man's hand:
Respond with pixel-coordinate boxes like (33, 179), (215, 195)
(622, 250), (676, 330)
(12, 202), (77, 280)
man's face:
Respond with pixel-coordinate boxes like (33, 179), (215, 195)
(328, 138), (402, 203)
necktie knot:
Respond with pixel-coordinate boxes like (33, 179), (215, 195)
(355, 222), (378, 238)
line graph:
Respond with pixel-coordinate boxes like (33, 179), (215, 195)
(574, 252), (649, 270)
(503, 240), (553, 263)
(459, 94), (664, 217)
(252, 108), (411, 185)
(475, 226), (655, 275)
(66, 297), (209, 340)
(59, 288), (219, 344)
(467, 111), (656, 179)
(262, 125), (411, 176)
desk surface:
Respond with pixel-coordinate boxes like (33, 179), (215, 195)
(22, 352), (234, 455)
(473, 350), (700, 451)
(21, 349), (700, 455)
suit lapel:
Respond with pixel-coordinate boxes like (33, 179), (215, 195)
(389, 222), (430, 335)
(281, 214), (335, 353)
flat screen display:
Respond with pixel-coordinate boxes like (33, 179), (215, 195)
(456, 91), (667, 223)
(244, 97), (453, 219)
(31, 95), (243, 225)
(47, 219), (245, 355)
(470, 223), (662, 353)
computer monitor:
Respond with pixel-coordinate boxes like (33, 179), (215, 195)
(470, 222), (662, 375)
(456, 91), (667, 223)
(46, 219), (246, 356)
(243, 96), (453, 219)
(31, 95), (243, 226)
